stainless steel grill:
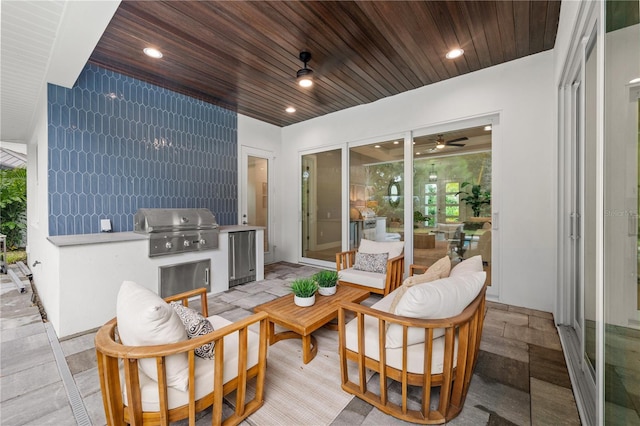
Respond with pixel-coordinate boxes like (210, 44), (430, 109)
(134, 208), (219, 257)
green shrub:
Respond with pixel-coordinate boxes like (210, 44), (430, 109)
(0, 168), (27, 249)
(290, 278), (318, 298)
(313, 270), (339, 288)
(6, 250), (27, 264)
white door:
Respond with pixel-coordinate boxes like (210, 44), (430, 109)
(240, 146), (274, 264)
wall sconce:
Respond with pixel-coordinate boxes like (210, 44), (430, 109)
(429, 164), (438, 182)
(302, 166), (310, 180)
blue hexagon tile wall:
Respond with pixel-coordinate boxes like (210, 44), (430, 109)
(47, 64), (238, 236)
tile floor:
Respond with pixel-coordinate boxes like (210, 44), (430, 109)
(1, 262), (582, 425)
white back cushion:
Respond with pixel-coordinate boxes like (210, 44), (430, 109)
(358, 238), (404, 259)
(116, 281), (190, 391)
(388, 256), (451, 314)
(386, 272), (486, 348)
(449, 255), (483, 277)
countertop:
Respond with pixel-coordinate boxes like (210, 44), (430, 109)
(47, 225), (265, 247)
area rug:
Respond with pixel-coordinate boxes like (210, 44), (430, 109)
(239, 326), (366, 426)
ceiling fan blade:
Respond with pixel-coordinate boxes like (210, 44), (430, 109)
(447, 143), (466, 147)
(446, 136), (468, 144)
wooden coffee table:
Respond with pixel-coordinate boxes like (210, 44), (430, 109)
(254, 286), (370, 364)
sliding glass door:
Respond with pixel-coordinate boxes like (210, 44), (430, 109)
(603, 3), (640, 422)
(301, 149), (342, 264)
(411, 127), (492, 280)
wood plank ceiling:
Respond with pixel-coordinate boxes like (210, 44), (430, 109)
(89, 0), (561, 127)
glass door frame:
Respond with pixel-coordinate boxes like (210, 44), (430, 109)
(299, 144), (346, 268)
(239, 146), (274, 264)
(411, 114), (500, 299)
(556, 2), (603, 423)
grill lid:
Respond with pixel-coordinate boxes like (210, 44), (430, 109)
(134, 208), (219, 233)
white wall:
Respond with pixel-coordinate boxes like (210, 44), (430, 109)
(279, 51), (557, 312)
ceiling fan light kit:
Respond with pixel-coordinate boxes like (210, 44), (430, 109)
(296, 51), (314, 87)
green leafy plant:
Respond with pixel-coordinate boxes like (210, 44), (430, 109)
(290, 278), (318, 298)
(313, 270), (339, 288)
(457, 182), (491, 217)
(414, 210), (429, 223)
(0, 168), (27, 249)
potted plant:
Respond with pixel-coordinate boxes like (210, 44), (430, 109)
(290, 278), (318, 307)
(313, 270), (339, 296)
(413, 210), (429, 228)
(457, 182), (491, 217)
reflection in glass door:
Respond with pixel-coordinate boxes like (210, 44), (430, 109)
(301, 149), (342, 263)
(349, 138), (405, 250)
(411, 127), (492, 286)
(241, 148), (273, 264)
(603, 7), (640, 422)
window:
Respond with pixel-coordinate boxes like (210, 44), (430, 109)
(445, 182), (460, 223)
(423, 183), (437, 227)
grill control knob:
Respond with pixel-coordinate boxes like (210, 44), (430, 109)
(165, 241), (173, 249)
(183, 240), (191, 247)
(199, 239), (206, 245)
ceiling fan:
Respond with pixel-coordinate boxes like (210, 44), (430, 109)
(433, 134), (468, 149)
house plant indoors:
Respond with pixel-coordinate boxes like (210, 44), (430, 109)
(457, 182), (491, 217)
(290, 278), (318, 307)
(313, 270), (339, 296)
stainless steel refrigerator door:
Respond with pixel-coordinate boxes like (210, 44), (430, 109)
(229, 230), (256, 287)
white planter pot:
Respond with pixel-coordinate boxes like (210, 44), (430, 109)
(294, 294), (316, 307)
(318, 286), (337, 296)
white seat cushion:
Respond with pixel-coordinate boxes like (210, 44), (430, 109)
(123, 315), (261, 412)
(338, 267), (386, 290)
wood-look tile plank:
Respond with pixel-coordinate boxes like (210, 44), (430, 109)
(504, 323), (562, 351)
(530, 378), (581, 425)
(529, 344), (572, 389)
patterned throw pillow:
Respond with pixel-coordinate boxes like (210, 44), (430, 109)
(170, 302), (215, 359)
(353, 252), (389, 274)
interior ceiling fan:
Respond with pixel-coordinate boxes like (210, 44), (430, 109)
(433, 134), (468, 149)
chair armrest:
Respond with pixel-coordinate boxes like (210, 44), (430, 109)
(383, 254), (405, 295)
(409, 264), (429, 276)
(163, 287), (209, 317)
(336, 250), (357, 271)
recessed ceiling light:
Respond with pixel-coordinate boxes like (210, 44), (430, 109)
(285, 107), (296, 113)
(416, 152), (421, 155)
(374, 145), (381, 148)
(143, 47), (163, 59)
(445, 48), (464, 59)
(630, 77), (640, 84)
(484, 125), (492, 131)
(393, 141), (399, 145)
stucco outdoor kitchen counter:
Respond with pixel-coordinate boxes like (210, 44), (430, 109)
(47, 225), (264, 247)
